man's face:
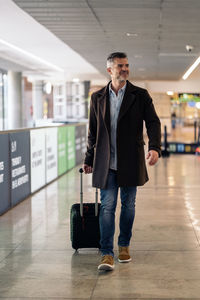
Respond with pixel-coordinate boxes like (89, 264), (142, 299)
(107, 57), (130, 82)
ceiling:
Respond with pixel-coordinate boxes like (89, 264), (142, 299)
(0, 0), (105, 82)
(12, 0), (200, 81)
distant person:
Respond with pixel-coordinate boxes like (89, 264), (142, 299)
(83, 52), (161, 271)
(171, 112), (176, 129)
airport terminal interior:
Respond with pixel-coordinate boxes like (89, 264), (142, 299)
(1, 0), (200, 299)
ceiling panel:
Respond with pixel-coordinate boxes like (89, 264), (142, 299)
(13, 0), (200, 80)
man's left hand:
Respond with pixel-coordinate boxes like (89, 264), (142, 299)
(146, 150), (159, 166)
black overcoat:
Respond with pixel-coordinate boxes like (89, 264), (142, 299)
(84, 80), (161, 189)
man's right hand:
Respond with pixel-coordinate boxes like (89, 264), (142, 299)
(83, 164), (93, 174)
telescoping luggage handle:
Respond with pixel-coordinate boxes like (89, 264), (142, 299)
(79, 168), (98, 217)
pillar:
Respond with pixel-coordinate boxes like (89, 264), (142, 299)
(7, 71), (22, 129)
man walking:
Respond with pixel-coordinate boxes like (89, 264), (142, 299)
(83, 52), (161, 271)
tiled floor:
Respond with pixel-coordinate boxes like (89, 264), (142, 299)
(1, 153), (200, 299)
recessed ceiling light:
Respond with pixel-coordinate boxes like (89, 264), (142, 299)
(3, 74), (7, 81)
(44, 82), (52, 94)
(27, 76), (33, 83)
(134, 55), (143, 58)
(196, 102), (200, 109)
(126, 33), (138, 37)
(72, 78), (80, 83)
(167, 91), (174, 96)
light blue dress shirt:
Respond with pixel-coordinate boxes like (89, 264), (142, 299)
(109, 82), (127, 170)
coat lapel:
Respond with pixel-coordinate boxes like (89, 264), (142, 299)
(98, 84), (111, 137)
(98, 80), (138, 132)
(118, 81), (137, 123)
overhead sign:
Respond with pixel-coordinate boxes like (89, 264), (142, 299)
(46, 128), (58, 183)
(30, 129), (46, 193)
(10, 131), (31, 206)
(172, 93), (200, 103)
(58, 126), (68, 176)
(0, 134), (10, 215)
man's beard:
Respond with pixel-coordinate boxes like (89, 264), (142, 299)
(118, 72), (128, 82)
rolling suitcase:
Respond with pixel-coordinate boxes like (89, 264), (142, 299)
(70, 168), (101, 250)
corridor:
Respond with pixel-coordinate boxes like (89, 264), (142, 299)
(0, 154), (200, 299)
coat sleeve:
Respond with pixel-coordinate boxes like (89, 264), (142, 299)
(143, 90), (162, 157)
(84, 94), (97, 166)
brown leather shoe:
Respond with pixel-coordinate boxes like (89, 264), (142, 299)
(98, 255), (115, 271)
(118, 246), (132, 263)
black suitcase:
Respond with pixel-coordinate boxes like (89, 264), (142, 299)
(70, 168), (101, 250)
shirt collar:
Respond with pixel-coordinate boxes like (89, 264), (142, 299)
(109, 81), (127, 96)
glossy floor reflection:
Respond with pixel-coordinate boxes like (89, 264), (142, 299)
(1, 155), (200, 299)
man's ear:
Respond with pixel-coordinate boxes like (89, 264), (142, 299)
(107, 67), (112, 76)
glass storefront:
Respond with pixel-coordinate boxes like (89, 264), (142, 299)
(171, 93), (200, 127)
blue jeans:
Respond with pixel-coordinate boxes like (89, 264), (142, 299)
(99, 169), (137, 256)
